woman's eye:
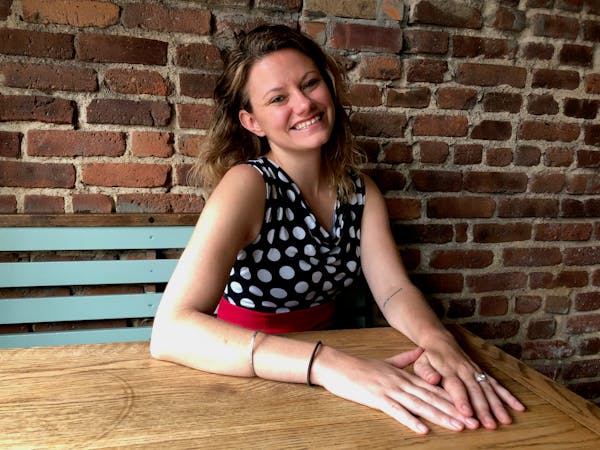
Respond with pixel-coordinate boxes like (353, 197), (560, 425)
(270, 95), (285, 104)
(303, 78), (320, 89)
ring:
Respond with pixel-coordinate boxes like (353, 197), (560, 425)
(475, 373), (488, 383)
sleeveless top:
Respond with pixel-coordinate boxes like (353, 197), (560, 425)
(223, 157), (365, 314)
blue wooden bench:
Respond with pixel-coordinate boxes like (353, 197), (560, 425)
(0, 214), (197, 348)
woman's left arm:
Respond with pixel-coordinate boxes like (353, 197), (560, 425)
(359, 175), (525, 430)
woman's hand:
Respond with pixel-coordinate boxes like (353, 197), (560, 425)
(311, 346), (480, 434)
(413, 333), (526, 429)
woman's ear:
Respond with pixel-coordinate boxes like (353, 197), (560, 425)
(239, 109), (266, 137)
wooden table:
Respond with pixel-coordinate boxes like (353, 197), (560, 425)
(1, 326), (599, 449)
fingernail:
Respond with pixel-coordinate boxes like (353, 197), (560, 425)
(451, 419), (463, 430)
(466, 418), (479, 428)
(417, 424), (429, 434)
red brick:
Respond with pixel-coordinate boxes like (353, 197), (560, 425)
(559, 44), (594, 67)
(565, 360), (600, 382)
(564, 246), (600, 265)
(123, 3), (210, 35)
(464, 320), (520, 339)
(131, 131), (174, 158)
(577, 150), (600, 168)
(567, 173), (600, 194)
(178, 134), (206, 157)
(385, 198), (421, 220)
(0, 95), (75, 124)
(331, 23), (402, 53)
(523, 340), (573, 359)
(403, 29), (448, 54)
(465, 171), (527, 193)
(567, 314), (600, 333)
(116, 194), (204, 213)
(0, 62), (97, 92)
(105, 69), (169, 96)
(564, 98), (598, 119)
(0, 0), (10, 18)
(300, 21), (326, 44)
(518, 121), (580, 142)
(430, 250), (493, 269)
(350, 111), (407, 138)
(387, 87), (430, 108)
(0, 196), (17, 213)
(180, 73), (218, 99)
(530, 173), (566, 193)
(409, 0), (482, 29)
(304, 0), (375, 18)
(498, 198), (559, 218)
(367, 169), (406, 191)
(411, 170), (461, 191)
(453, 35), (517, 59)
(471, 120), (512, 140)
(359, 55), (402, 80)
(533, 14), (579, 39)
(391, 224), (453, 244)
(585, 73), (600, 94)
(0, 161), (75, 188)
(474, 223), (532, 243)
(381, 142), (413, 163)
(480, 296), (509, 316)
(483, 92), (522, 113)
(72, 194), (114, 213)
(419, 141), (449, 164)
(77, 34), (167, 65)
(411, 273), (464, 294)
(427, 196), (495, 218)
(379, 0), (403, 20)
(574, 336), (600, 356)
(82, 163), (170, 188)
(406, 59), (447, 83)
(454, 144), (482, 164)
(544, 147), (574, 167)
(530, 271), (588, 289)
(585, 124), (600, 145)
(575, 292), (600, 311)
(557, 0), (584, 12)
(456, 62), (526, 88)
(256, 0), (302, 10)
(493, 5), (526, 31)
(522, 42), (554, 60)
(515, 295), (542, 314)
(0, 28), (73, 59)
(177, 104), (215, 130)
(22, 0), (119, 27)
(87, 99), (171, 126)
(561, 198), (600, 218)
(0, 131), (21, 157)
(515, 145), (541, 166)
(413, 115), (468, 137)
(503, 247), (562, 267)
(176, 43), (223, 70)
(28, 130), (125, 157)
(447, 298), (476, 319)
(24, 195), (64, 214)
(532, 69), (580, 89)
(527, 94), (559, 115)
(467, 272), (527, 293)
(436, 87), (478, 110)
(486, 147), (513, 166)
(535, 223), (593, 241)
(350, 84), (382, 107)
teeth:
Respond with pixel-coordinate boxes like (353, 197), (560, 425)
(294, 115), (321, 130)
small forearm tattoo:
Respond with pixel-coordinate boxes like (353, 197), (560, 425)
(382, 287), (403, 310)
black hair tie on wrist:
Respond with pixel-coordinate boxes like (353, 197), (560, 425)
(306, 340), (322, 386)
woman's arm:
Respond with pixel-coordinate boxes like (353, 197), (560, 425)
(359, 175), (525, 429)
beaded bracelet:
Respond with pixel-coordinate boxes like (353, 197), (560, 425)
(306, 340), (322, 386)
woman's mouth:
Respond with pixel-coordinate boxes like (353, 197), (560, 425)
(292, 114), (322, 130)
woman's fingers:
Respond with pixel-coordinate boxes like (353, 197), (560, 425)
(385, 347), (424, 368)
(412, 352), (442, 385)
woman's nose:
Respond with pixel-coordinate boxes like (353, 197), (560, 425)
(292, 90), (312, 114)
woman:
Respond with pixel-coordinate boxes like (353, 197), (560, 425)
(150, 24), (524, 434)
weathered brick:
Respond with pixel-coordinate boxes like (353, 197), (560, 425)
(419, 141), (449, 163)
(574, 336), (600, 356)
(0, 95), (75, 124)
(522, 42), (554, 60)
(436, 87), (478, 110)
(0, 196), (17, 213)
(105, 69), (169, 96)
(464, 320), (520, 339)
(465, 171), (527, 193)
(72, 194), (114, 213)
(561, 198), (600, 218)
(430, 249), (493, 269)
(535, 223), (593, 241)
(585, 74), (600, 93)
(0, 0), (10, 19)
(0, 161), (75, 188)
(456, 62), (526, 88)
(0, 131), (21, 158)
(0, 62), (97, 92)
(453, 35), (516, 59)
(24, 195), (64, 214)
(77, 34), (167, 65)
(447, 298), (476, 319)
(304, 0), (375, 18)
(533, 14), (579, 39)
(544, 147), (574, 167)
(178, 134), (206, 157)
(480, 295), (509, 316)
(515, 146), (541, 166)
(530, 271), (588, 289)
(518, 121), (580, 142)
(368, 169), (406, 192)
(349, 84), (382, 107)
(564, 98), (598, 119)
(378, 0), (403, 20)
(493, 5), (526, 31)
(454, 144), (482, 164)
(116, 194), (204, 213)
(583, 19), (600, 41)
(131, 131), (174, 158)
(483, 92), (522, 113)
(471, 120), (512, 140)
(474, 222), (532, 243)
(123, 3), (211, 35)
(87, 99), (171, 126)
(427, 196), (495, 218)
(486, 147), (513, 166)
(559, 44), (594, 67)
(410, 170), (461, 191)
(176, 43), (223, 70)
(567, 314), (600, 333)
(413, 115), (468, 137)
(498, 198), (559, 218)
(177, 104), (215, 130)
(564, 246), (600, 265)
(527, 94), (559, 115)
(359, 55), (402, 80)
(387, 87), (430, 108)
(557, 0), (584, 12)
(180, 73), (218, 99)
(28, 130), (125, 157)
(385, 198), (421, 220)
(382, 142), (413, 164)
(350, 111), (407, 138)
(566, 173), (600, 194)
(515, 295), (542, 314)
(575, 292), (600, 311)
(411, 273), (464, 294)
(0, 28), (73, 59)
(409, 0), (482, 29)
(467, 272), (527, 293)
(403, 29), (449, 54)
(331, 23), (402, 53)
(82, 163), (170, 188)
(584, 124), (600, 145)
(530, 173), (566, 193)
(406, 59), (447, 83)
(503, 247), (562, 266)
(523, 340), (573, 359)
(392, 224), (453, 244)
(532, 69), (580, 89)
(577, 150), (600, 168)
(22, 0), (119, 27)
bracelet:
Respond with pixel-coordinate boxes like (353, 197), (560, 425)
(249, 330), (260, 376)
(306, 340), (322, 387)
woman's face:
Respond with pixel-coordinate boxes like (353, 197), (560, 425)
(238, 48), (335, 157)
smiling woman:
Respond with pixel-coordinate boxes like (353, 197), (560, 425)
(150, 24), (525, 435)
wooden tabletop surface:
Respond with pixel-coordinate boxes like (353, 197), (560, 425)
(1, 326), (599, 449)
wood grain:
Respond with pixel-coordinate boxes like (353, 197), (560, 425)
(0, 327), (598, 449)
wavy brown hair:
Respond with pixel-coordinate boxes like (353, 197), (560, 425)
(191, 24), (365, 201)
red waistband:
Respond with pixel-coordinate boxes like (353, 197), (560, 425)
(217, 298), (335, 334)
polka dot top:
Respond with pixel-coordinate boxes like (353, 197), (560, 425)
(223, 157), (365, 313)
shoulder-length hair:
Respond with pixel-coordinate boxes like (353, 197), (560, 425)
(191, 24), (365, 202)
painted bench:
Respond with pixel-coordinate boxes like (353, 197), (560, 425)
(0, 214), (197, 348)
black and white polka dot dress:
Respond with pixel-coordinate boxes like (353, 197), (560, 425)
(223, 157), (365, 314)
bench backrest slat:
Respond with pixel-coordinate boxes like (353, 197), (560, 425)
(0, 328), (153, 348)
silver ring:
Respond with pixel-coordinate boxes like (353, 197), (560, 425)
(475, 373), (488, 383)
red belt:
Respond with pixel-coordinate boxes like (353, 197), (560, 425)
(217, 297), (335, 334)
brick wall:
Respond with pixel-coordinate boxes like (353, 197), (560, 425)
(0, 0), (598, 403)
